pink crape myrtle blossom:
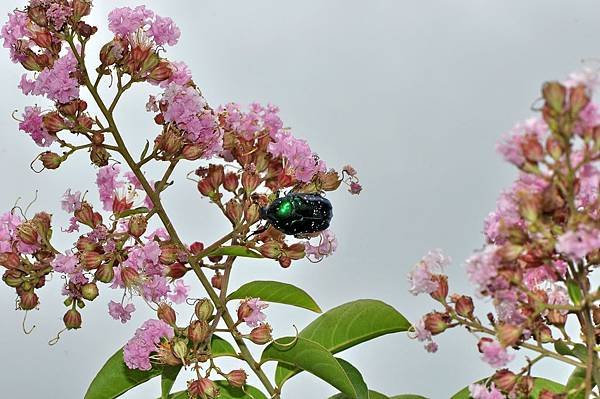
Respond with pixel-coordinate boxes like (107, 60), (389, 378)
(51, 252), (79, 274)
(46, 3), (73, 30)
(108, 301), (136, 324)
(496, 117), (547, 167)
(167, 279), (190, 304)
(123, 319), (174, 370)
(465, 245), (500, 294)
(408, 317), (438, 353)
(269, 130), (326, 182)
(148, 15), (180, 46)
(108, 6), (179, 47)
(478, 338), (514, 368)
(304, 229), (337, 262)
(20, 50), (80, 104)
(18, 106), (54, 147)
(1, 10), (30, 62)
(239, 298), (269, 327)
(407, 248), (451, 296)
(61, 189), (82, 213)
(556, 226), (600, 260)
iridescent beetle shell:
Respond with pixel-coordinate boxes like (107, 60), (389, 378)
(261, 193), (333, 235)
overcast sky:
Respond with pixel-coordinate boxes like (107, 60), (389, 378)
(0, 1), (599, 398)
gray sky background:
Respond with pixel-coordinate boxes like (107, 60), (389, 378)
(0, 1), (598, 398)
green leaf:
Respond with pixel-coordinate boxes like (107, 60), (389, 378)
(335, 358), (369, 399)
(208, 245), (262, 258)
(566, 279), (583, 306)
(211, 334), (237, 358)
(329, 391), (390, 399)
(555, 339), (573, 356)
(160, 365), (181, 399)
(571, 344), (588, 363)
(85, 349), (163, 399)
(566, 368), (586, 399)
(451, 377), (565, 398)
(274, 299), (410, 386)
(227, 280), (321, 313)
(140, 140), (150, 161)
(164, 381), (268, 399)
(262, 337), (367, 398)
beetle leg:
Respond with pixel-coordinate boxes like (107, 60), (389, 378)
(246, 222), (270, 240)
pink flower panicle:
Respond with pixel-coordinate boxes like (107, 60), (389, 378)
(18, 106), (54, 147)
(108, 301), (136, 324)
(108, 6), (179, 46)
(20, 50), (80, 104)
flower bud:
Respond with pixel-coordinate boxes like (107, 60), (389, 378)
(157, 302), (177, 325)
(0, 252), (21, 269)
(159, 244), (179, 265)
(187, 320), (210, 345)
(28, 6), (48, 27)
(593, 307), (600, 325)
(237, 301), (253, 321)
(128, 215), (148, 238)
(520, 134), (544, 163)
(349, 182), (363, 195)
(63, 308), (82, 329)
(211, 272), (222, 290)
(190, 242), (204, 256)
(545, 136), (563, 160)
(42, 112), (67, 134)
(75, 202), (96, 227)
(547, 309), (567, 326)
(248, 323), (273, 345)
(538, 390), (563, 399)
(208, 165), (224, 189)
(496, 323), (521, 347)
(90, 145), (110, 167)
(285, 243), (306, 261)
(535, 324), (553, 343)
(121, 266), (140, 287)
(244, 203), (261, 224)
(17, 222), (38, 245)
(149, 60), (173, 82)
(195, 299), (214, 321)
(3, 269), (24, 287)
(259, 241), (282, 259)
(542, 81), (566, 112)
(429, 275), (448, 302)
(570, 85), (590, 115)
(40, 151), (63, 169)
(454, 295), (474, 318)
(81, 251), (103, 270)
(165, 262), (188, 279)
(278, 256), (292, 268)
(81, 283), (99, 301)
(172, 339), (188, 362)
(182, 144), (205, 161)
(140, 51), (160, 76)
(225, 200), (242, 225)
(492, 369), (517, 392)
(241, 171), (260, 194)
(91, 132), (104, 145)
(100, 39), (126, 66)
(72, 0), (92, 20)
(226, 369), (247, 389)
(423, 312), (450, 335)
(19, 291), (39, 310)
(95, 263), (114, 283)
(157, 342), (182, 366)
(516, 375), (534, 396)
(197, 178), (215, 197)
(223, 172), (239, 192)
(188, 378), (219, 399)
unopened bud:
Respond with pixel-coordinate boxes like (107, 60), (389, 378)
(454, 295), (474, 318)
(492, 369), (517, 392)
(545, 136), (563, 160)
(521, 134), (544, 163)
(535, 324), (553, 343)
(95, 263), (114, 283)
(547, 309), (567, 326)
(149, 60), (173, 82)
(157, 302), (177, 325)
(423, 311), (450, 335)
(165, 262), (188, 279)
(17, 222), (38, 245)
(248, 323), (273, 345)
(3, 269), (23, 287)
(90, 145), (110, 167)
(278, 256), (292, 268)
(172, 339), (188, 362)
(128, 215), (147, 238)
(496, 323), (522, 347)
(77, 238), (98, 256)
(226, 369), (247, 389)
(190, 242), (204, 256)
(63, 308), (82, 329)
(188, 378), (219, 399)
(195, 299), (214, 321)
(187, 320), (210, 345)
(225, 200), (242, 225)
(208, 165), (224, 189)
(28, 6), (48, 27)
(159, 244), (179, 265)
(72, 0), (92, 20)
(259, 241), (282, 259)
(81, 283), (99, 301)
(241, 171), (260, 194)
(244, 203), (261, 224)
(182, 144), (205, 161)
(81, 251), (103, 270)
(40, 151), (63, 169)
(42, 111), (68, 134)
(0, 252), (21, 269)
(121, 267), (140, 287)
(429, 275), (448, 302)
(197, 178), (214, 197)
(223, 172), (238, 192)
(542, 81), (566, 112)
(75, 202), (96, 227)
(19, 291), (39, 310)
(211, 272), (222, 290)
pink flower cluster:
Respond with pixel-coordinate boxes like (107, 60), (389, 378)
(123, 319), (174, 370)
(0, 211), (40, 254)
(108, 6), (180, 46)
(240, 298), (269, 327)
(18, 106), (54, 147)
(1, 10), (29, 62)
(20, 50), (80, 104)
(407, 249), (451, 296)
(95, 165), (153, 212)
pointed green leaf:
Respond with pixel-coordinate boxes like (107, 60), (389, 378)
(85, 349), (162, 399)
(451, 377), (565, 398)
(555, 339), (573, 356)
(227, 280), (321, 313)
(208, 245), (262, 258)
(566, 280), (583, 306)
(211, 334), (237, 358)
(116, 207), (149, 219)
(335, 358), (369, 399)
(566, 368), (587, 399)
(161, 365), (182, 399)
(274, 299), (410, 386)
(163, 381), (268, 399)
(140, 140), (150, 161)
(262, 337), (367, 398)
